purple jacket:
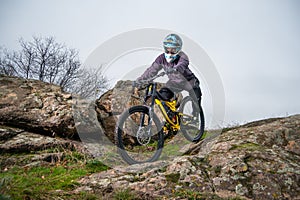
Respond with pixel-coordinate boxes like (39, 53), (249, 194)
(138, 52), (197, 91)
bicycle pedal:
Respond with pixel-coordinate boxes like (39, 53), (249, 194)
(193, 116), (199, 121)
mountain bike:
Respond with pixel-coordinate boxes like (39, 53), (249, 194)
(116, 71), (205, 165)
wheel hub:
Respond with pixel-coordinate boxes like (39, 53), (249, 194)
(136, 127), (151, 145)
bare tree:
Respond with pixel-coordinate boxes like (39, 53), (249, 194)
(68, 65), (109, 99)
(0, 47), (18, 76)
(0, 36), (80, 88)
(0, 36), (109, 99)
(18, 38), (36, 79)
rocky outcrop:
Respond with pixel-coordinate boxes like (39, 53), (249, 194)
(0, 76), (158, 142)
(78, 115), (300, 200)
(0, 75), (76, 138)
(1, 76), (300, 199)
(0, 125), (88, 169)
(95, 80), (164, 142)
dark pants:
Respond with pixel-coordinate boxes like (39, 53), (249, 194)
(188, 78), (202, 115)
(166, 77), (202, 113)
(189, 78), (202, 106)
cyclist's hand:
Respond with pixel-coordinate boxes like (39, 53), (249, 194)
(132, 80), (139, 88)
(132, 80), (145, 90)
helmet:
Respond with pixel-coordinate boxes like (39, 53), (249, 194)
(163, 33), (183, 54)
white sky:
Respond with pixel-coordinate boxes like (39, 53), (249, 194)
(1, 0), (300, 126)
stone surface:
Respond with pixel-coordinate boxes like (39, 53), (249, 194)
(95, 80), (164, 143)
(77, 115), (300, 199)
(0, 75), (76, 138)
(0, 76), (162, 142)
(0, 126), (89, 170)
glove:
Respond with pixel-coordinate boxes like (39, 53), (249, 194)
(132, 80), (140, 88)
(132, 80), (145, 89)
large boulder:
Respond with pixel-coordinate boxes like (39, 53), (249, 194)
(0, 75), (76, 138)
(0, 74), (167, 143)
(0, 76), (159, 142)
(96, 80), (164, 143)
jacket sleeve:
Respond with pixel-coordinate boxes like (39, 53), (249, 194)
(174, 52), (189, 74)
(174, 52), (195, 80)
(137, 55), (163, 81)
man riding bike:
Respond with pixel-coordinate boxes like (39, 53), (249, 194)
(136, 33), (202, 115)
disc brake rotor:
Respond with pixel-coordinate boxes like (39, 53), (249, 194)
(136, 127), (151, 145)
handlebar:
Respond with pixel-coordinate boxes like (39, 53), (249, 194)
(144, 71), (166, 82)
(133, 72), (165, 89)
(133, 67), (177, 88)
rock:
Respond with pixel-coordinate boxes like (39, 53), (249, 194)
(0, 126), (86, 154)
(0, 126), (89, 169)
(0, 126), (23, 141)
(95, 80), (164, 143)
(0, 75), (76, 138)
(77, 115), (300, 199)
(0, 76), (161, 143)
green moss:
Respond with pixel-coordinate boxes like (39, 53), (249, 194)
(161, 143), (182, 158)
(174, 189), (221, 200)
(214, 165), (222, 175)
(174, 189), (246, 200)
(165, 173), (180, 183)
(158, 166), (168, 173)
(230, 142), (263, 151)
(201, 130), (212, 139)
(86, 159), (109, 173)
(113, 188), (137, 200)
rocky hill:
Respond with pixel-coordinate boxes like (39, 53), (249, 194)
(0, 75), (299, 199)
(77, 114), (300, 199)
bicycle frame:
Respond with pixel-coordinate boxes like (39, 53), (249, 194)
(140, 82), (180, 132)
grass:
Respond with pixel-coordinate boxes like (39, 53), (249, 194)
(174, 189), (246, 200)
(229, 142), (263, 151)
(113, 188), (137, 200)
(165, 173), (180, 183)
(0, 151), (109, 200)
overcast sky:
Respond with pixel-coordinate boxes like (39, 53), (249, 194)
(1, 0), (299, 126)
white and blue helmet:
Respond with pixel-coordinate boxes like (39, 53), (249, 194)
(163, 34), (182, 62)
(163, 33), (183, 54)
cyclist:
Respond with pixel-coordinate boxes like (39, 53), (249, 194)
(136, 33), (202, 114)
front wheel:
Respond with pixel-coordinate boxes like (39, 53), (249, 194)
(116, 105), (164, 165)
(179, 96), (205, 143)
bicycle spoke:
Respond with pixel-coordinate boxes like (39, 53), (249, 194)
(117, 106), (163, 164)
(179, 96), (205, 142)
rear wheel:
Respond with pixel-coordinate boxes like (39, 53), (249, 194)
(179, 96), (205, 143)
(116, 105), (164, 164)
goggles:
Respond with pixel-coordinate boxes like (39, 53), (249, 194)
(164, 46), (178, 54)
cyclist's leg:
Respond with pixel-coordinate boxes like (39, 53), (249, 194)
(165, 81), (183, 92)
(165, 81), (184, 108)
(188, 78), (202, 116)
